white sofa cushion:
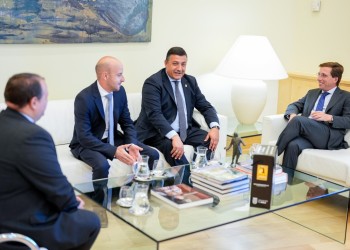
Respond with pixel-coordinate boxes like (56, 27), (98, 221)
(126, 93), (142, 121)
(37, 100), (75, 145)
(297, 148), (350, 185)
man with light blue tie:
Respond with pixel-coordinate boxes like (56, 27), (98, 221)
(135, 47), (220, 185)
(276, 62), (350, 170)
(70, 56), (159, 183)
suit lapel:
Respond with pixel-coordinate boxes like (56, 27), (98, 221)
(326, 87), (340, 112)
(306, 89), (321, 115)
(162, 74), (176, 103)
(92, 82), (105, 120)
(181, 78), (192, 119)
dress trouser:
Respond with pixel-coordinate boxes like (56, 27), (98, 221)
(75, 134), (159, 204)
(276, 116), (330, 169)
(77, 136), (159, 181)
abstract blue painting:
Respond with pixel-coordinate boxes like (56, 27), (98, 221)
(0, 0), (152, 43)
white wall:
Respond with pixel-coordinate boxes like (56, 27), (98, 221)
(290, 0), (350, 76)
(0, 0), (349, 121)
(0, 0), (293, 104)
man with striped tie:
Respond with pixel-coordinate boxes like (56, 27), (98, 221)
(135, 47), (220, 185)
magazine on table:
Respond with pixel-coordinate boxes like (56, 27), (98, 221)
(151, 183), (214, 209)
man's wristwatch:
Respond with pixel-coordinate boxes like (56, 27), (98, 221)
(212, 125), (220, 130)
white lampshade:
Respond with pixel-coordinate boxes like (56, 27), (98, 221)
(215, 35), (288, 80)
(214, 35), (287, 127)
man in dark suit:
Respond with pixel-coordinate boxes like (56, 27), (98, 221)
(70, 56), (158, 183)
(0, 73), (100, 250)
(135, 47), (220, 184)
(277, 62), (350, 169)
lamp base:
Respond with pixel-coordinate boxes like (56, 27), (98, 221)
(227, 116), (262, 137)
(232, 79), (267, 125)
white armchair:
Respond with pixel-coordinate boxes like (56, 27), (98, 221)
(262, 114), (350, 186)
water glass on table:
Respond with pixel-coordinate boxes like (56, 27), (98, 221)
(152, 160), (165, 177)
(136, 155), (150, 180)
(193, 146), (208, 169)
(117, 185), (134, 208)
(129, 183), (151, 216)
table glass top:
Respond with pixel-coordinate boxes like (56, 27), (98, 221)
(74, 164), (349, 243)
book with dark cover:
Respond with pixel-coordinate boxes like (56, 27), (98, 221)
(151, 184), (214, 209)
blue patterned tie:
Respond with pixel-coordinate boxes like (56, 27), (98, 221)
(315, 92), (329, 111)
(174, 81), (187, 141)
(106, 93), (114, 145)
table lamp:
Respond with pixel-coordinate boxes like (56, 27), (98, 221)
(215, 35), (287, 128)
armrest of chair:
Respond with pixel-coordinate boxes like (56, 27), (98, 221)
(0, 233), (47, 250)
(192, 110), (228, 161)
(261, 114), (287, 145)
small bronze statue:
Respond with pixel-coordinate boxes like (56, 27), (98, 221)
(225, 132), (246, 166)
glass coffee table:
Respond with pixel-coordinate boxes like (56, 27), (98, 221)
(74, 164), (350, 249)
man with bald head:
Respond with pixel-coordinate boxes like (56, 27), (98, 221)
(70, 56), (159, 186)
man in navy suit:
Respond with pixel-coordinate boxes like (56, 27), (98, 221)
(0, 73), (100, 250)
(277, 62), (350, 169)
(135, 47), (220, 185)
(70, 56), (158, 183)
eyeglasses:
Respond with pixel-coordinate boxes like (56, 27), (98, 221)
(317, 72), (331, 78)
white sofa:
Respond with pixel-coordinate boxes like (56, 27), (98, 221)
(0, 93), (227, 185)
(262, 114), (350, 186)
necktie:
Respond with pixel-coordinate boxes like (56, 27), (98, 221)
(174, 81), (187, 141)
(106, 93), (114, 145)
(315, 92), (329, 111)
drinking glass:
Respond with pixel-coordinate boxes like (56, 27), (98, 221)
(129, 183), (150, 216)
(152, 160), (165, 177)
(136, 155), (150, 179)
(209, 151), (222, 165)
(249, 143), (259, 159)
(117, 185), (134, 208)
(193, 146), (208, 169)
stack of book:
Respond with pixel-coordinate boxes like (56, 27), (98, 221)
(234, 159), (254, 175)
(190, 164), (250, 201)
(235, 160), (288, 195)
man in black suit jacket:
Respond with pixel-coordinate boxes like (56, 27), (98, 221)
(135, 47), (220, 184)
(277, 62), (350, 169)
(0, 73), (100, 250)
(70, 56), (158, 183)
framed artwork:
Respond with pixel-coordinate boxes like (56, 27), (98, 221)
(0, 0), (152, 44)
